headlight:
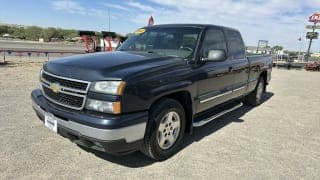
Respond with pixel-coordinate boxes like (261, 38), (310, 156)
(85, 98), (121, 114)
(90, 81), (126, 95)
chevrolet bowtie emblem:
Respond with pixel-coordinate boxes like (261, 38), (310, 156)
(50, 83), (61, 93)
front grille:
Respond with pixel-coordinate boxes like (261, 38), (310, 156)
(42, 72), (88, 91)
(41, 70), (90, 110)
(42, 85), (84, 108)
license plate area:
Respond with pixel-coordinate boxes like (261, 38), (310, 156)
(45, 112), (58, 133)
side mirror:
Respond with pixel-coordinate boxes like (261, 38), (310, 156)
(202, 50), (227, 62)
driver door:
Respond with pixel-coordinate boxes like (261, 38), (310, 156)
(196, 28), (234, 113)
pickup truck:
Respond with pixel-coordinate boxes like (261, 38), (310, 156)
(31, 24), (272, 160)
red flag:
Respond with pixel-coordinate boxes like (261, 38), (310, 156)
(148, 16), (154, 26)
(309, 13), (320, 23)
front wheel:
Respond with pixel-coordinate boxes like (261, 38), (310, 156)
(141, 99), (186, 161)
(244, 76), (265, 106)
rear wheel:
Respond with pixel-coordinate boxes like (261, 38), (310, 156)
(244, 76), (265, 106)
(141, 99), (186, 161)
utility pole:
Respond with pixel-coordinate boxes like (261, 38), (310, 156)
(108, 8), (110, 32)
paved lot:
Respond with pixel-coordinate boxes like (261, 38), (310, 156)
(0, 62), (319, 179)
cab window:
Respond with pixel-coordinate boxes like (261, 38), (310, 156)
(225, 30), (245, 60)
(202, 29), (227, 59)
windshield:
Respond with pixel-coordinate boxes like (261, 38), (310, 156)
(117, 27), (201, 59)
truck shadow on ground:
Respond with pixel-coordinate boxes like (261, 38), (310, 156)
(80, 92), (274, 168)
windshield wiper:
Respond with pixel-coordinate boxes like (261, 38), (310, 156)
(147, 51), (179, 58)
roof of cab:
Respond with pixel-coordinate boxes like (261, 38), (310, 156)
(144, 24), (238, 32)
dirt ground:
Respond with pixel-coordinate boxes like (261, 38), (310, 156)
(0, 62), (319, 179)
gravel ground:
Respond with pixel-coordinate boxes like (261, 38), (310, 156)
(0, 62), (319, 179)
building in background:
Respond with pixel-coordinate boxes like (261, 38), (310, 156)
(246, 46), (272, 54)
(310, 52), (320, 57)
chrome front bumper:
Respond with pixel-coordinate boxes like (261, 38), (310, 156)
(32, 100), (147, 143)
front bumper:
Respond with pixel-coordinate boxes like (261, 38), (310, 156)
(31, 89), (148, 154)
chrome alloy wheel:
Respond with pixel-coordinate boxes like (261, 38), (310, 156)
(157, 111), (181, 150)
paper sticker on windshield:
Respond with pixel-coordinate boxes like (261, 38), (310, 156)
(135, 28), (146, 35)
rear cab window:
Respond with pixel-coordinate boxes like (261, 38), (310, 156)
(202, 28), (228, 59)
(224, 29), (245, 60)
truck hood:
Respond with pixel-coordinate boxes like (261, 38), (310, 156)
(43, 51), (187, 81)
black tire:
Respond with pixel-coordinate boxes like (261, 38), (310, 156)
(244, 76), (265, 106)
(141, 98), (186, 161)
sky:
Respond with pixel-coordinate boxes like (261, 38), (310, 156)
(0, 0), (320, 51)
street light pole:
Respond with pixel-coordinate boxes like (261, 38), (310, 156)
(306, 22), (316, 62)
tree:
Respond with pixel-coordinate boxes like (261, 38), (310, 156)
(12, 27), (26, 39)
(0, 25), (9, 35)
(59, 29), (78, 40)
(42, 27), (59, 42)
(24, 26), (42, 41)
(271, 45), (283, 53)
(0, 24), (126, 42)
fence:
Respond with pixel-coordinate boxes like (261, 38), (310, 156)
(0, 49), (84, 63)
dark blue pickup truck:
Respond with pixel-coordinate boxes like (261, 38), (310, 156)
(31, 24), (272, 160)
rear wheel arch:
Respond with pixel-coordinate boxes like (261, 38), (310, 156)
(244, 76), (265, 106)
(259, 70), (268, 92)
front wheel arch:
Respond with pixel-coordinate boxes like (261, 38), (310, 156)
(148, 91), (193, 134)
(141, 98), (186, 160)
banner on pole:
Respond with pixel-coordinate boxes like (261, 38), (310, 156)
(306, 32), (318, 39)
(306, 25), (320, 29)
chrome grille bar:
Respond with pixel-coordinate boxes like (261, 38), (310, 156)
(40, 70), (91, 110)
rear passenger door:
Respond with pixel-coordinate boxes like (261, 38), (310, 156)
(224, 30), (250, 98)
(196, 28), (235, 113)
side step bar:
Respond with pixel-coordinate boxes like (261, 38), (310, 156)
(193, 102), (243, 127)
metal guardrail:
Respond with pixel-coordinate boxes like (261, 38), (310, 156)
(0, 49), (85, 63)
